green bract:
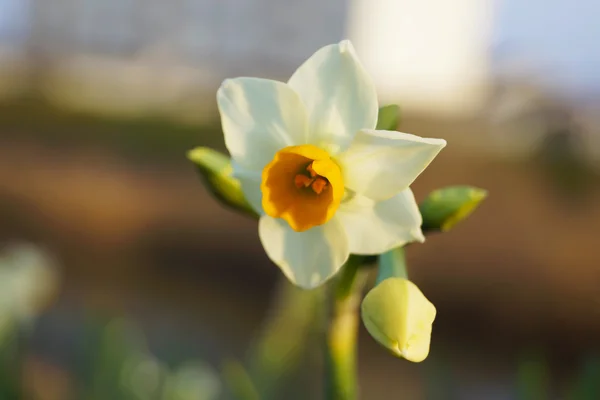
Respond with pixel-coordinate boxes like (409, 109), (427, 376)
(187, 147), (257, 218)
(375, 104), (400, 131)
(420, 186), (487, 232)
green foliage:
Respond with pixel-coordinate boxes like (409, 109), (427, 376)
(187, 147), (257, 218)
(163, 362), (221, 400)
(568, 355), (600, 400)
(0, 96), (223, 163)
(376, 105), (400, 131)
(78, 317), (220, 400)
(222, 360), (261, 400)
(223, 280), (324, 400)
(0, 330), (24, 399)
(420, 186), (488, 232)
(516, 350), (550, 400)
(80, 318), (157, 400)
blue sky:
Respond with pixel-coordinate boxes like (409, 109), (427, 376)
(491, 0), (600, 101)
(0, 0), (29, 40)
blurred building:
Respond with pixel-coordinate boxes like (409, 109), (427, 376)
(0, 0), (348, 118)
(0, 0), (598, 146)
(348, 0), (493, 117)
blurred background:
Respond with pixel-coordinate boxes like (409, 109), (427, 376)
(1, 0), (600, 399)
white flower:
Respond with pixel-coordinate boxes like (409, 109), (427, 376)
(217, 40), (446, 289)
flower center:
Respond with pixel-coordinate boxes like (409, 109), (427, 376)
(293, 163), (330, 194)
(261, 144), (344, 232)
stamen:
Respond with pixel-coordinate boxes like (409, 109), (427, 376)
(261, 144), (344, 231)
(306, 163), (318, 178)
(311, 178), (328, 194)
(294, 174), (313, 188)
(294, 162), (330, 194)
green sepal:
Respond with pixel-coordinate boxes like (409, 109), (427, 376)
(419, 186), (487, 232)
(376, 105), (401, 131)
(187, 147), (258, 218)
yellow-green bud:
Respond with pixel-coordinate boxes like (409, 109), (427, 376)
(420, 186), (487, 232)
(187, 147), (257, 218)
(361, 278), (436, 362)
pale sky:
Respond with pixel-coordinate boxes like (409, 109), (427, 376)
(491, 0), (600, 102)
(0, 0), (598, 101)
(0, 0), (29, 40)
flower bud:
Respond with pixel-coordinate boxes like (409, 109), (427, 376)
(361, 278), (436, 362)
(420, 186), (487, 232)
(187, 147), (257, 218)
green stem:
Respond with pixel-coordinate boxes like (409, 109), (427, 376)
(376, 247), (407, 285)
(324, 256), (371, 400)
(248, 280), (323, 397)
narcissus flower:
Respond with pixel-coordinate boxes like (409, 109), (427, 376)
(217, 40), (446, 289)
(361, 278), (436, 362)
(0, 244), (58, 340)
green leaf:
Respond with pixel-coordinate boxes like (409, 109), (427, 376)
(419, 186), (487, 232)
(187, 147), (257, 218)
(376, 105), (400, 131)
(82, 318), (154, 400)
(568, 355), (600, 400)
(516, 350), (550, 400)
(247, 279), (323, 398)
(222, 360), (261, 400)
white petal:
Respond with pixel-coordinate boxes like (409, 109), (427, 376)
(337, 189), (425, 255)
(217, 77), (308, 171)
(258, 216), (350, 289)
(231, 163), (263, 214)
(338, 130), (446, 200)
(288, 40), (378, 154)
